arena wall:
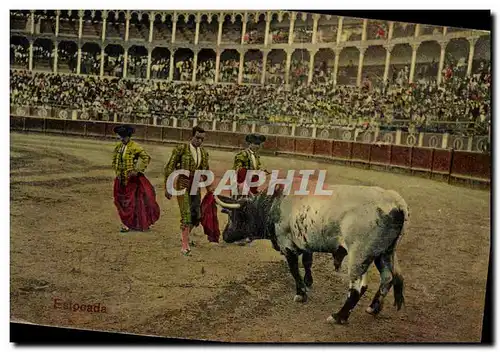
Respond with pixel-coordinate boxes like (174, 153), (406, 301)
(11, 116), (491, 189)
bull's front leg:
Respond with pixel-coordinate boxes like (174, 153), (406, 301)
(284, 249), (308, 303)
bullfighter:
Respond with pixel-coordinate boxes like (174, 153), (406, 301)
(163, 125), (213, 256)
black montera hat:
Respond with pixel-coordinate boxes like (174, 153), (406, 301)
(113, 124), (135, 137)
(245, 133), (266, 145)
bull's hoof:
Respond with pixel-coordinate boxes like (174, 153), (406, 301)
(327, 313), (348, 325)
(366, 301), (382, 316)
(293, 294), (307, 303)
(394, 296), (405, 311)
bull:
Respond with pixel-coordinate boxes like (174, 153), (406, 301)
(214, 185), (409, 324)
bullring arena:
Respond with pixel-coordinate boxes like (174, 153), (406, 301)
(10, 124), (489, 342)
(10, 9), (491, 343)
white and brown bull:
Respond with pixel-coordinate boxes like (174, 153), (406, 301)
(214, 185), (409, 324)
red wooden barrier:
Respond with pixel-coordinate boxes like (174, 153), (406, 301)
(351, 142), (371, 163)
(10, 116), (24, 131)
(146, 125), (162, 142)
(451, 151), (491, 180)
(262, 135), (278, 151)
(10, 117), (491, 185)
(432, 149), (452, 175)
(276, 136), (295, 153)
(162, 127), (181, 142)
(105, 122), (119, 137)
(133, 125), (147, 141)
(391, 146), (412, 169)
(411, 147), (433, 171)
(24, 116), (45, 132)
(314, 139), (333, 157)
(370, 144), (391, 165)
(45, 119), (66, 134)
(65, 120), (86, 136)
(295, 137), (314, 155)
(332, 141), (352, 159)
(85, 122), (106, 137)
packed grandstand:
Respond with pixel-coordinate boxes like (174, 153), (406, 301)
(10, 10), (491, 138)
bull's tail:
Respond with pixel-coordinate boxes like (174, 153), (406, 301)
(392, 252), (405, 310)
(388, 206), (407, 311)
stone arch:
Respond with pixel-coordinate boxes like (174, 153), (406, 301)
(313, 48), (335, 84)
(341, 17), (363, 42)
(389, 43), (412, 85)
(363, 45), (386, 87)
(447, 25), (466, 34)
(176, 13), (196, 44)
(81, 42), (101, 75)
(38, 10), (56, 35)
(173, 48), (194, 81)
(420, 24), (443, 36)
(445, 38), (470, 78)
(92, 11), (105, 38)
(289, 49), (310, 85)
(32, 38), (54, 71)
(366, 19), (389, 40)
(151, 47), (170, 79)
(266, 49), (286, 84)
(81, 10), (98, 38)
(337, 46), (359, 86)
(316, 14), (338, 43)
(10, 35), (29, 69)
(416, 41), (441, 82)
(245, 12), (266, 44)
(128, 12), (148, 41)
(59, 10), (79, 36)
(128, 45), (148, 79)
(243, 49), (262, 84)
(392, 21), (416, 39)
(221, 13), (243, 44)
(10, 10), (30, 32)
(153, 12), (172, 42)
(197, 49), (216, 83)
(129, 10), (143, 18)
(104, 44), (124, 77)
(106, 10), (126, 40)
(199, 13), (218, 43)
(57, 40), (78, 73)
(219, 49), (239, 83)
(269, 11), (290, 44)
(472, 35), (491, 73)
(293, 12), (313, 44)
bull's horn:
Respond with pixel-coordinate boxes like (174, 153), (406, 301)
(214, 196), (241, 209)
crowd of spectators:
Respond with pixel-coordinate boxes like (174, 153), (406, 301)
(10, 57), (490, 135)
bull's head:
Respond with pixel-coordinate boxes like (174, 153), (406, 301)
(214, 186), (285, 244)
(214, 195), (256, 243)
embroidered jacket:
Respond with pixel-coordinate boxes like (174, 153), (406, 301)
(112, 140), (151, 185)
(233, 149), (264, 186)
(233, 149), (262, 172)
(163, 143), (210, 189)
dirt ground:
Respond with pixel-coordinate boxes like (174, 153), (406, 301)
(10, 132), (490, 342)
